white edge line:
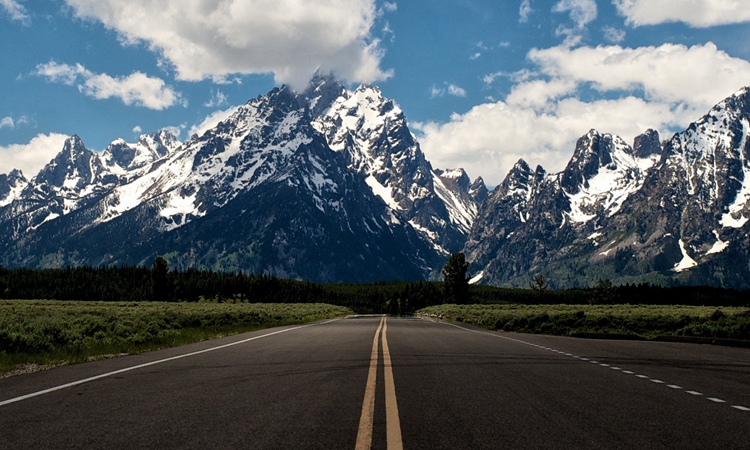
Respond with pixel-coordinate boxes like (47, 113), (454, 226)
(0, 319), (338, 408)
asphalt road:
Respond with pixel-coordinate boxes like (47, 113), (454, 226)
(1, 317), (748, 449)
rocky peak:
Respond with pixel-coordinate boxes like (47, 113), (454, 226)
(34, 135), (98, 188)
(469, 176), (489, 204)
(0, 169), (28, 206)
(435, 168), (471, 192)
(301, 72), (347, 117)
(561, 130), (620, 193)
(634, 129), (661, 158)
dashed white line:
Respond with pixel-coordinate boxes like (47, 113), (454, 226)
(436, 321), (748, 415)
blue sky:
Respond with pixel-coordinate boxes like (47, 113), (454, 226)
(2, 0), (750, 185)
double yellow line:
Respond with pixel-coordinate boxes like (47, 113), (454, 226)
(355, 317), (402, 450)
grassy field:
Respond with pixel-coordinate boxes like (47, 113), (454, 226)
(0, 300), (352, 375)
(418, 304), (750, 341)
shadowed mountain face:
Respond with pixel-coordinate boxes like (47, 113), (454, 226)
(465, 88), (750, 289)
(0, 78), (484, 282)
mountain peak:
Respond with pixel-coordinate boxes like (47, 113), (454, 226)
(561, 130), (617, 193)
(634, 129), (661, 158)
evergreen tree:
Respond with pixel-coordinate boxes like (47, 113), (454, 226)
(442, 252), (470, 304)
(151, 256), (171, 301)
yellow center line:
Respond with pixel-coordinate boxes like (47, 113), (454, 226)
(382, 317), (403, 450)
(355, 316), (384, 450)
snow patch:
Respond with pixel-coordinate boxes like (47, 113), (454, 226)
(469, 271), (484, 284)
(673, 239), (698, 272)
(366, 175), (401, 211)
(720, 118), (750, 228)
(706, 230), (729, 255)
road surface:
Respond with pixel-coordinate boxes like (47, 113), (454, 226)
(1, 316), (748, 449)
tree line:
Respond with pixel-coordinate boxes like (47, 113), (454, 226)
(0, 255), (748, 313)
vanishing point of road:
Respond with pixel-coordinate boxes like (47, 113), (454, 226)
(1, 316), (748, 449)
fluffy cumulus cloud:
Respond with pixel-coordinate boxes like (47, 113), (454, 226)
(0, 0), (29, 24)
(614, 0), (750, 28)
(35, 61), (184, 110)
(418, 42), (750, 185)
(0, 133), (70, 176)
(62, 0), (391, 90)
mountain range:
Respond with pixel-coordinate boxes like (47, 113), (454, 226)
(2, 76), (750, 288)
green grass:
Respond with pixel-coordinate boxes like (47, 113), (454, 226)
(418, 304), (750, 340)
(0, 300), (353, 375)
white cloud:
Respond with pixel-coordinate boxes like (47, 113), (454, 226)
(36, 61), (184, 110)
(382, 2), (397, 12)
(550, 0), (597, 47)
(552, 0), (597, 29)
(519, 0), (533, 23)
(0, 0), (29, 24)
(163, 124), (186, 140)
(63, 0), (391, 90)
(0, 115), (30, 130)
(204, 89), (228, 108)
(447, 84), (467, 97)
(527, 42), (750, 109)
(417, 42), (750, 185)
(430, 83), (467, 98)
(614, 0), (750, 28)
(430, 85), (445, 98)
(602, 26), (626, 43)
(188, 105), (243, 139)
(132, 125), (142, 134)
(0, 133), (70, 176)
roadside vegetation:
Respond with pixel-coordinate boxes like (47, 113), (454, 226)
(417, 304), (750, 341)
(0, 301), (352, 375)
(2, 253), (750, 376)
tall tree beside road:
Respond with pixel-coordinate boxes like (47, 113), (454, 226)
(442, 253), (470, 304)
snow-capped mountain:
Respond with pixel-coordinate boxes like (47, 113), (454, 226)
(466, 87), (750, 288)
(0, 81), (451, 281)
(0, 169), (27, 208)
(307, 74), (486, 255)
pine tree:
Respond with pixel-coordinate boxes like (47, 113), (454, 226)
(442, 252), (470, 304)
(151, 256), (170, 301)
